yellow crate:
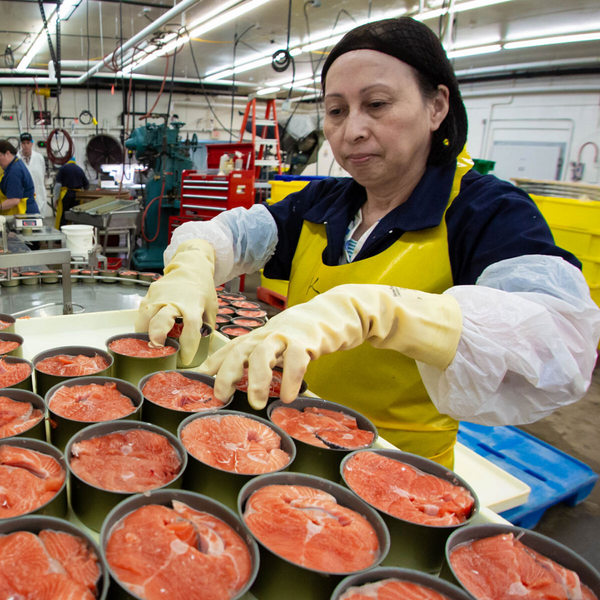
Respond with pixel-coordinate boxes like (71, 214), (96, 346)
(259, 269), (289, 296)
(268, 180), (311, 205)
(550, 225), (600, 259)
(590, 285), (600, 308)
(581, 257), (600, 287)
(532, 195), (600, 231)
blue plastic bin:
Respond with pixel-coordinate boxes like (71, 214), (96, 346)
(458, 423), (598, 529)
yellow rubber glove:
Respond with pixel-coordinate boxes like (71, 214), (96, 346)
(199, 284), (462, 410)
(135, 239), (218, 366)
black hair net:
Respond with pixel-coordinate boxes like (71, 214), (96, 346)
(321, 17), (468, 166)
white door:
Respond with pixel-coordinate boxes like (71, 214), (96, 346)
(491, 141), (565, 182)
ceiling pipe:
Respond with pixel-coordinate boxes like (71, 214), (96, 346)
(75, 0), (207, 85)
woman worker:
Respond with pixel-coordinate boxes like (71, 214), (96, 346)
(137, 18), (600, 468)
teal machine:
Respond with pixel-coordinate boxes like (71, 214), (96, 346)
(125, 120), (194, 271)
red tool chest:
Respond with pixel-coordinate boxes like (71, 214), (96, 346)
(180, 169), (255, 220)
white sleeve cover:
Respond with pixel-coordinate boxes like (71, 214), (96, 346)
(416, 255), (600, 426)
(164, 204), (278, 285)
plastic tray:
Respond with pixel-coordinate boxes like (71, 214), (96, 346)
(458, 423), (599, 529)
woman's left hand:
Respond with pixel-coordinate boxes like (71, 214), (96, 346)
(198, 284), (463, 410)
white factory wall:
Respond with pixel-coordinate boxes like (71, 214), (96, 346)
(1, 76), (599, 185)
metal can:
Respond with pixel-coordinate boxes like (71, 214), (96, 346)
(0, 388), (46, 441)
(0, 332), (24, 358)
(45, 375), (143, 452)
(238, 472), (390, 600)
(66, 420), (187, 532)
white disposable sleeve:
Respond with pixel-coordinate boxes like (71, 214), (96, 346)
(417, 255), (600, 426)
(164, 204), (278, 285)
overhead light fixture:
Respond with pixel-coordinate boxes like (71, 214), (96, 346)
(504, 31), (600, 50)
(205, 69), (234, 82)
(205, 54), (272, 81)
(256, 87), (280, 95)
(17, 0), (82, 71)
(190, 0), (271, 38)
(446, 44), (502, 58)
(451, 0), (513, 13)
(302, 34), (345, 53)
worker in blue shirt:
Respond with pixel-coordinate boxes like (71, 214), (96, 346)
(136, 18), (600, 468)
(53, 156), (90, 228)
(0, 140), (37, 215)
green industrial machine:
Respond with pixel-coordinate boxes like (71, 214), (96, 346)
(126, 120), (194, 271)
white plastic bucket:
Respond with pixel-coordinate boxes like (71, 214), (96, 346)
(61, 225), (96, 256)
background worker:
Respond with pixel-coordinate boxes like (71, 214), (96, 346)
(18, 133), (48, 218)
(53, 156), (89, 228)
(136, 18), (600, 468)
(0, 140), (37, 215)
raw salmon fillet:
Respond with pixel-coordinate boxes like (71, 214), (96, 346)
(48, 382), (136, 422)
(0, 396), (43, 438)
(109, 338), (177, 358)
(339, 579), (450, 600)
(70, 429), (182, 492)
(106, 501), (252, 600)
(232, 318), (263, 327)
(271, 406), (375, 450)
(218, 298), (231, 307)
(0, 341), (20, 355)
(231, 301), (259, 309)
(244, 484), (380, 573)
(219, 307), (236, 315)
(216, 315), (231, 323)
(142, 371), (225, 412)
(36, 354), (109, 377)
(236, 309), (267, 317)
(343, 452), (474, 526)
(236, 367), (283, 397)
(0, 529), (100, 599)
(221, 326), (251, 337)
(450, 533), (598, 600)
(0, 445), (65, 518)
(0, 358), (31, 388)
(0, 321), (12, 331)
(181, 414), (291, 475)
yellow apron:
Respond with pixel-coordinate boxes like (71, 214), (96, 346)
(287, 150), (474, 468)
(55, 186), (73, 229)
(0, 172), (28, 215)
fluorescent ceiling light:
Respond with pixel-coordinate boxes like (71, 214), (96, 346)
(256, 87), (280, 95)
(205, 69), (234, 82)
(446, 44), (502, 58)
(302, 34), (344, 53)
(17, 0), (81, 71)
(129, 0), (273, 73)
(190, 0), (271, 38)
(451, 0), (513, 13)
(504, 31), (600, 49)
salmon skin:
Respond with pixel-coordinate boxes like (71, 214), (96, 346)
(48, 382), (136, 422)
(244, 484), (380, 573)
(106, 501), (252, 600)
(344, 452), (474, 526)
(0, 359), (31, 388)
(339, 579), (450, 600)
(450, 533), (598, 600)
(0, 529), (100, 599)
(36, 354), (109, 377)
(181, 414), (290, 475)
(271, 406), (375, 450)
(0, 396), (43, 438)
(235, 368), (283, 398)
(109, 338), (176, 358)
(0, 321), (12, 331)
(0, 445), (65, 519)
(0, 341), (20, 355)
(70, 429), (182, 492)
(142, 372), (225, 412)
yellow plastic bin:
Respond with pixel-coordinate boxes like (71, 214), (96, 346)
(531, 195), (600, 231)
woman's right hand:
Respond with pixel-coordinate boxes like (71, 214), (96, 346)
(135, 239), (218, 365)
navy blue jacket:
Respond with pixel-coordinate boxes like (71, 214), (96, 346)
(264, 163), (580, 286)
(1, 156), (37, 213)
(56, 163), (89, 190)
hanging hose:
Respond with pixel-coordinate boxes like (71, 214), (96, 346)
(140, 176), (167, 243)
(46, 128), (74, 165)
